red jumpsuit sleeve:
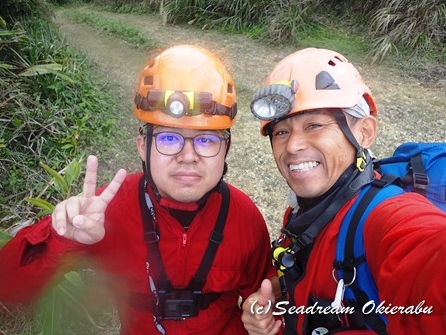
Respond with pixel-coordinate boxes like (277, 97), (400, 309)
(364, 192), (446, 334)
(0, 216), (88, 303)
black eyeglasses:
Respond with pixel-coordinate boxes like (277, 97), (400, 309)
(152, 131), (228, 157)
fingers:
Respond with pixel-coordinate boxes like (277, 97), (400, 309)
(82, 155), (126, 206)
(242, 279), (275, 315)
(258, 279), (275, 306)
(71, 214), (106, 244)
(51, 197), (84, 237)
(270, 320), (282, 335)
(99, 168), (127, 205)
(51, 155), (127, 243)
(52, 199), (106, 244)
(82, 155), (99, 198)
(52, 199), (70, 236)
(242, 307), (281, 335)
(242, 279), (281, 335)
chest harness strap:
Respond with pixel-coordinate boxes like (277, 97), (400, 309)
(132, 176), (230, 327)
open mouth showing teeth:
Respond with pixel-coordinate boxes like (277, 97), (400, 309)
(289, 161), (319, 172)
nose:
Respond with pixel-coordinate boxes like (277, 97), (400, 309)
(285, 130), (307, 154)
(177, 138), (199, 162)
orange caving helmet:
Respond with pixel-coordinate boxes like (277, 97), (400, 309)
(134, 45), (237, 130)
(251, 48), (377, 135)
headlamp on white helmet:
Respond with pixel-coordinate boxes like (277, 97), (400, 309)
(250, 80), (298, 121)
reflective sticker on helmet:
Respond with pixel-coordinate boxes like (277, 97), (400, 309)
(315, 71), (340, 90)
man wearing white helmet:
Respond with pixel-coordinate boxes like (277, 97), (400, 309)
(242, 48), (446, 335)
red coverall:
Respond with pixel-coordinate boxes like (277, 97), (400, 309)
(280, 191), (446, 334)
(0, 173), (274, 334)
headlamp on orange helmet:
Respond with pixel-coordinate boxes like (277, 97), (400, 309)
(251, 48), (377, 136)
(250, 80), (299, 120)
(134, 89), (236, 119)
(251, 48), (379, 173)
(134, 45), (237, 130)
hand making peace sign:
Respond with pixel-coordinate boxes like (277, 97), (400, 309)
(51, 155), (127, 244)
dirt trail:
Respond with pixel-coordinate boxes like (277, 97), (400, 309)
(53, 6), (446, 234)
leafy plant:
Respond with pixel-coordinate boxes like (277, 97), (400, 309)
(370, 0), (446, 61)
(0, 19), (119, 228)
(162, 0), (269, 31)
(25, 157), (84, 217)
(0, 0), (51, 26)
(259, 0), (325, 43)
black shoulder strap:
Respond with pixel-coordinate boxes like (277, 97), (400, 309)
(408, 154), (429, 194)
(188, 182), (230, 292)
(283, 162), (375, 254)
(138, 176), (230, 293)
(138, 176), (171, 292)
(375, 153), (428, 195)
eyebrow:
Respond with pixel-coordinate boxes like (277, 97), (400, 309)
(155, 128), (224, 136)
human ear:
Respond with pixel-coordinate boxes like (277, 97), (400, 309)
(136, 135), (146, 161)
(357, 116), (378, 149)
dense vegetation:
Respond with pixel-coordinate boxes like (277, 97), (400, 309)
(0, 0), (120, 232)
(101, 0), (446, 62)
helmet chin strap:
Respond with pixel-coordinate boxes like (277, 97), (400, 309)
(332, 110), (367, 172)
(141, 124), (230, 210)
(142, 123), (155, 188)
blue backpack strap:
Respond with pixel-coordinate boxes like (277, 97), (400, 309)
(334, 179), (404, 334)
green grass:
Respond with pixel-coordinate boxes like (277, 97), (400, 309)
(67, 10), (161, 49)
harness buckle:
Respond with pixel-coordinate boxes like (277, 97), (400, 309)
(144, 231), (159, 244)
(413, 172), (429, 190)
(210, 231), (223, 244)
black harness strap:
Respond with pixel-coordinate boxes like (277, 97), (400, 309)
(188, 182), (229, 292)
(139, 176), (171, 292)
(137, 176), (230, 310)
(374, 153), (428, 195)
(409, 154), (429, 194)
(341, 179), (387, 283)
(283, 161), (375, 257)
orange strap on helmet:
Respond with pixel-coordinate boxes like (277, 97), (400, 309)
(134, 45), (237, 130)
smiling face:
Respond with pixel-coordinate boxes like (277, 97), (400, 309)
(271, 109), (377, 199)
(137, 126), (228, 203)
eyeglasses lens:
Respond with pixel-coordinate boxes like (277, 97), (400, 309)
(153, 132), (223, 157)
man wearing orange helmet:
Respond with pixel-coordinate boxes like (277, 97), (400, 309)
(241, 48), (446, 335)
(0, 45), (273, 334)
